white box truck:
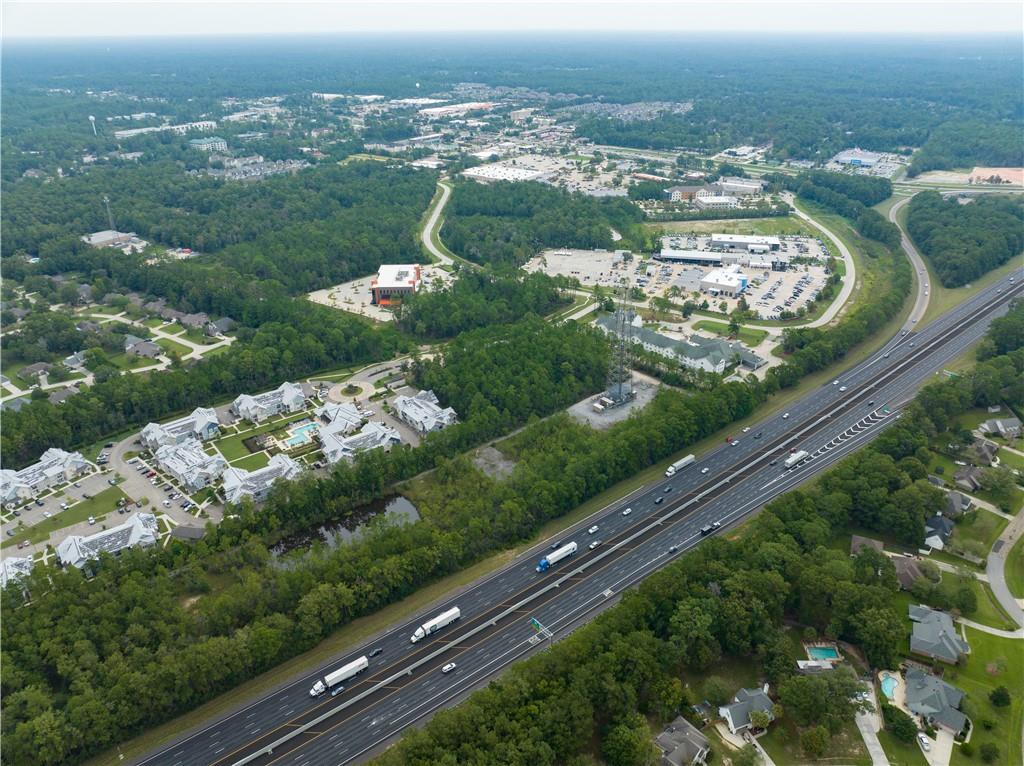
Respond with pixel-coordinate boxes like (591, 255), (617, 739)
(784, 450), (809, 469)
(309, 655), (369, 696)
(665, 454), (696, 477)
(410, 606), (461, 643)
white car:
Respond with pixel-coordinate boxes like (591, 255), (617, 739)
(88, 516), (96, 525)
(701, 467), (709, 474)
(621, 507), (632, 517)
(782, 413), (790, 419)
(839, 386), (847, 392)
(832, 380), (839, 386)
(588, 540), (602, 550)
(917, 733), (931, 752)
(441, 663), (457, 674)
(588, 525), (599, 535)
(162, 500), (171, 507)
(742, 426), (751, 433)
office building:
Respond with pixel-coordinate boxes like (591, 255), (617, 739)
(370, 265), (422, 306)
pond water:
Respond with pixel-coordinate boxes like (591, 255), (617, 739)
(271, 494), (420, 557)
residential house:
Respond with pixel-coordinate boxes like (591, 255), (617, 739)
(179, 312), (210, 330)
(124, 334), (161, 358)
(0, 556), (35, 590)
(796, 659), (836, 674)
(850, 535), (884, 557)
(970, 439), (1000, 467)
(232, 382), (306, 423)
(76, 320), (101, 333)
(719, 686), (774, 734)
(64, 350), (88, 369)
(909, 605), (970, 664)
(944, 491), (972, 518)
(315, 402), (365, 436)
(954, 466), (984, 492)
(903, 668), (967, 733)
(1, 397), (29, 413)
(141, 407), (221, 450)
(0, 448), (90, 506)
(893, 556), (926, 591)
(981, 417), (1021, 439)
(56, 513), (160, 569)
(924, 514), (955, 551)
(154, 440), (227, 491)
(221, 453), (303, 504)
(655, 716), (711, 766)
(48, 387), (77, 405)
(392, 390), (458, 434)
(18, 362), (53, 381)
(321, 421), (402, 465)
(76, 284), (94, 303)
(205, 317), (236, 336)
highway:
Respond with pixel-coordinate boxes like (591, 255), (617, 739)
(137, 276), (1022, 766)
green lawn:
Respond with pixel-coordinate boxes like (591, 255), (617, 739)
(1004, 536), (1024, 600)
(951, 511), (1007, 555)
(184, 328), (215, 345)
(996, 447), (1024, 472)
(876, 729), (929, 766)
(106, 351), (154, 370)
(692, 319), (769, 347)
(212, 412), (310, 461)
(759, 714), (870, 766)
(968, 579), (1018, 631)
(162, 324), (187, 336)
(646, 217), (818, 237)
(203, 344), (233, 358)
(142, 317), (167, 329)
(1, 487), (129, 548)
(946, 628), (1023, 766)
(230, 452), (270, 470)
(156, 337), (191, 357)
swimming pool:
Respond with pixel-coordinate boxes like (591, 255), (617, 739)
(807, 645), (840, 660)
(880, 673), (898, 700)
(285, 422), (319, 447)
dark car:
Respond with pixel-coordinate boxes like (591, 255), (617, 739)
(34, 499), (45, 507)
(551, 539), (567, 550)
(754, 432), (762, 439)
(369, 647), (384, 658)
(654, 496), (664, 505)
(668, 544), (679, 554)
(699, 525), (714, 536)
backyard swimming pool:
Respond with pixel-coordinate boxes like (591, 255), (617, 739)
(880, 673), (898, 699)
(285, 422), (319, 447)
(807, 645), (841, 660)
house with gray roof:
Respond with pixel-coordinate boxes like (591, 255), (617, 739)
(954, 466), (984, 492)
(655, 716), (710, 766)
(719, 686), (774, 734)
(154, 439), (226, 491)
(893, 556), (925, 591)
(179, 312), (210, 330)
(124, 334), (161, 358)
(904, 668), (967, 733)
(221, 453), (303, 504)
(141, 407), (221, 450)
(56, 513), (159, 569)
(392, 390), (457, 434)
(944, 491), (972, 518)
(969, 439), (1000, 466)
(18, 362), (53, 381)
(205, 317), (236, 336)
(48, 387), (78, 405)
(924, 514), (955, 551)
(850, 535), (884, 557)
(909, 605), (970, 664)
(981, 417), (1021, 439)
(315, 402), (365, 437)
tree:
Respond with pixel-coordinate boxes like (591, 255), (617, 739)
(602, 713), (658, 766)
(704, 676), (732, 706)
(979, 466), (1018, 511)
(980, 743), (1000, 764)
(989, 685), (1010, 707)
(882, 703), (918, 743)
(732, 744), (761, 766)
(801, 725), (831, 758)
(749, 710), (772, 730)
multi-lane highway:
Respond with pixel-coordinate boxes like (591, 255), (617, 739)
(137, 276), (1022, 766)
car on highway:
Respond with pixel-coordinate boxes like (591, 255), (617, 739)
(668, 544), (678, 554)
(441, 663), (457, 674)
(883, 352), (890, 358)
(621, 507), (632, 517)
(654, 496), (664, 504)
(782, 412), (790, 419)
(699, 525), (714, 536)
(369, 647), (384, 658)
(588, 540), (602, 550)
(663, 486), (672, 493)
(588, 525), (599, 535)
(754, 432), (762, 439)
(742, 426), (751, 433)
(731, 439), (739, 446)
(839, 386), (847, 392)
(551, 539), (567, 550)
(701, 467), (709, 474)
(832, 380), (839, 386)
(331, 685), (345, 697)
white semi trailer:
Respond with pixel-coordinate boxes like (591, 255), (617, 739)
(309, 655), (369, 696)
(410, 606), (462, 643)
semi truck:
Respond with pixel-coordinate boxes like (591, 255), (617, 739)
(536, 541), (578, 572)
(410, 606), (461, 643)
(309, 655), (369, 696)
(784, 450), (809, 469)
(665, 454), (696, 477)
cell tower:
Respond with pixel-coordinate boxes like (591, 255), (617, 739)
(604, 282), (635, 406)
(102, 195), (116, 231)
(88, 115), (97, 136)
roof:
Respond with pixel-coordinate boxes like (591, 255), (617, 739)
(945, 491), (971, 516)
(373, 264), (422, 291)
(315, 402), (365, 436)
(904, 668), (967, 732)
(909, 605), (970, 663)
(925, 514), (955, 542)
(222, 454), (302, 504)
(850, 535), (884, 556)
(142, 407), (220, 448)
(392, 390), (457, 433)
(655, 716), (710, 766)
(56, 513), (159, 568)
(154, 439), (226, 488)
(893, 556), (925, 590)
(232, 382), (305, 419)
(0, 557), (35, 590)
(1, 448), (89, 502)
(710, 233), (779, 246)
(720, 687), (773, 731)
(321, 421), (402, 464)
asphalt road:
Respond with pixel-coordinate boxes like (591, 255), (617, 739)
(136, 277), (1022, 766)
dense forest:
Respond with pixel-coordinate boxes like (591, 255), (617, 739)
(441, 180), (646, 267)
(907, 120), (1024, 177)
(375, 308), (1024, 765)
(395, 269), (574, 338)
(906, 192), (1024, 288)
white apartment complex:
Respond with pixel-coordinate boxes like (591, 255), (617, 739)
(142, 407), (221, 450)
(1, 448), (91, 506)
(232, 382), (306, 423)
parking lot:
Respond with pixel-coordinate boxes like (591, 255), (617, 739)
(307, 265), (454, 322)
(523, 248), (637, 291)
(745, 266), (830, 320)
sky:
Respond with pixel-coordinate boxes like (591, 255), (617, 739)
(2, 0), (1021, 39)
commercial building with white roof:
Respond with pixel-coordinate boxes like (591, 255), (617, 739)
(710, 234), (782, 252)
(701, 265), (749, 297)
(392, 390), (457, 434)
(833, 148), (883, 167)
(370, 265), (422, 306)
(321, 422), (402, 465)
(232, 382), (306, 424)
(0, 557), (35, 590)
(56, 513), (160, 569)
(141, 407), (221, 450)
(153, 439), (227, 491)
(712, 177), (766, 196)
(694, 194), (738, 210)
(221, 454), (303, 504)
(1, 448), (91, 506)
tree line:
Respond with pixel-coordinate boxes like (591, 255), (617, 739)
(906, 191), (1023, 288)
(907, 120), (1024, 177)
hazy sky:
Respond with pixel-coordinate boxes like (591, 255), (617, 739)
(3, 0), (1021, 39)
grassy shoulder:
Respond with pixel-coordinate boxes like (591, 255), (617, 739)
(1005, 536), (1024, 600)
(644, 216), (818, 237)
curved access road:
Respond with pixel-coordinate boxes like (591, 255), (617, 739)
(887, 194), (931, 327)
(786, 193), (857, 328)
(419, 180), (463, 268)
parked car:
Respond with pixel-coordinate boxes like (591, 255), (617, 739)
(88, 516), (96, 525)
(34, 499), (44, 507)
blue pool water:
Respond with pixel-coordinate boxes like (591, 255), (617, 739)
(880, 674), (898, 699)
(285, 422), (318, 446)
(807, 646), (840, 660)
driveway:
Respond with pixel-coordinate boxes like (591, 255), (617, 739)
(924, 729), (954, 766)
(855, 685), (890, 766)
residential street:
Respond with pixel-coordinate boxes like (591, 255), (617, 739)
(985, 505), (1024, 628)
